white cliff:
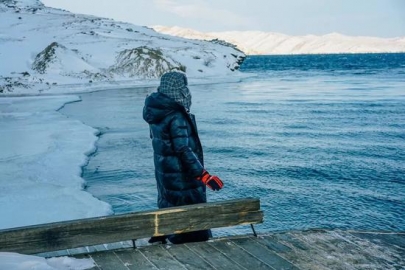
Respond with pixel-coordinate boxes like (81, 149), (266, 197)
(153, 26), (405, 55)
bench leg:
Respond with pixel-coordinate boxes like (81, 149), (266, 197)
(250, 224), (258, 237)
(132, 239), (137, 249)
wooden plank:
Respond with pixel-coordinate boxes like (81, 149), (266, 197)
(75, 254), (101, 270)
(185, 241), (247, 270)
(287, 230), (405, 270)
(0, 198), (262, 254)
(165, 243), (216, 270)
(274, 233), (310, 251)
(329, 231), (405, 268)
(259, 235), (293, 253)
(286, 231), (359, 269)
(349, 232), (405, 252)
(208, 239), (274, 270)
(40, 241), (134, 257)
(232, 237), (300, 270)
(138, 245), (187, 270)
(115, 249), (158, 270)
(157, 211), (263, 235)
(270, 232), (323, 269)
(90, 252), (129, 270)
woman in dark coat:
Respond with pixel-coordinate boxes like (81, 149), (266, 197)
(143, 71), (224, 244)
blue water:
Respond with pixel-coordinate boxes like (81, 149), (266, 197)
(61, 53), (405, 236)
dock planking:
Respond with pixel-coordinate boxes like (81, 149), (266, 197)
(75, 230), (405, 270)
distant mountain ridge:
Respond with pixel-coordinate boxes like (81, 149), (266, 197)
(0, 0), (245, 94)
(153, 26), (405, 55)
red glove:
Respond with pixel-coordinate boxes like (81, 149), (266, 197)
(197, 170), (224, 191)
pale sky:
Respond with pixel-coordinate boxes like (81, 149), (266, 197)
(41, 0), (405, 38)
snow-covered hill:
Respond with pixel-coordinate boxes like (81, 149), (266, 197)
(0, 0), (245, 94)
(153, 26), (405, 56)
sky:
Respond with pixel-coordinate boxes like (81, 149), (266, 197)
(38, 0), (405, 38)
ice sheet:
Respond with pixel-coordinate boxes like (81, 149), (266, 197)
(0, 95), (112, 230)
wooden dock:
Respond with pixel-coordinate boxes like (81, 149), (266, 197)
(1, 198), (404, 269)
(76, 230), (405, 270)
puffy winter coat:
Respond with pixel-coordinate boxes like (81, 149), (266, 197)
(143, 92), (207, 209)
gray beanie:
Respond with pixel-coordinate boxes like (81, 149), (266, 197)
(158, 71), (192, 111)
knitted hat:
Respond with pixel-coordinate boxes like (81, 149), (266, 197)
(157, 71), (192, 111)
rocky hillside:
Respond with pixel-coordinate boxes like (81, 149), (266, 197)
(0, 0), (245, 94)
(153, 26), (405, 55)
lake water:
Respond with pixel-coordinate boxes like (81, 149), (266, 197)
(61, 53), (405, 236)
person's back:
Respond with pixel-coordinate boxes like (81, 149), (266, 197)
(143, 71), (224, 244)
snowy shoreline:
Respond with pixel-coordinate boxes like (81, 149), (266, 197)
(0, 93), (112, 267)
(0, 73), (250, 97)
(0, 76), (250, 269)
(0, 95), (112, 230)
(0, 74), (249, 231)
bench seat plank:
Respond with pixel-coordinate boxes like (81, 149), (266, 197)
(0, 198), (263, 254)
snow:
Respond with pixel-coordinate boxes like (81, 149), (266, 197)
(0, 252), (95, 270)
(0, 95), (113, 230)
(0, 0), (245, 95)
(0, 94), (112, 268)
(153, 26), (405, 55)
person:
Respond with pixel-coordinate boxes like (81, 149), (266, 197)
(143, 70), (224, 244)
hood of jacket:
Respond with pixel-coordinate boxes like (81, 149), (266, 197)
(143, 92), (186, 124)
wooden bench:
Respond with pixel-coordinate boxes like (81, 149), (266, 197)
(0, 198), (263, 255)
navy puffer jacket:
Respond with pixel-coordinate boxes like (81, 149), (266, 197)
(143, 92), (207, 209)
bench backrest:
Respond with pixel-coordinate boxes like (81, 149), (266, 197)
(0, 198), (263, 254)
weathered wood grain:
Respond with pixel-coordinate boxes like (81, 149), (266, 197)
(208, 239), (273, 270)
(80, 231), (405, 270)
(258, 235), (293, 254)
(90, 252), (128, 270)
(185, 241), (247, 270)
(165, 243), (216, 270)
(0, 198), (263, 254)
(264, 230), (405, 270)
(349, 231), (405, 254)
(138, 245), (186, 270)
(115, 249), (161, 270)
(232, 236), (299, 270)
